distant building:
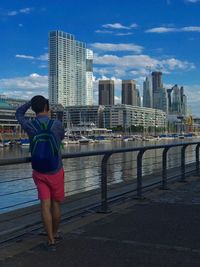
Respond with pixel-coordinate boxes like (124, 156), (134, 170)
(136, 89), (141, 107)
(151, 71), (167, 112)
(169, 85), (187, 116)
(86, 49), (94, 105)
(152, 71), (163, 92)
(122, 80), (137, 106)
(63, 104), (167, 130)
(0, 96), (34, 133)
(64, 105), (104, 127)
(103, 104), (167, 130)
(143, 76), (152, 108)
(98, 80), (115, 105)
(48, 30), (93, 107)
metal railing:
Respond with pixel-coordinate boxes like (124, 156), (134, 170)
(0, 141), (200, 215)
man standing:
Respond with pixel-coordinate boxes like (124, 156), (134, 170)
(16, 95), (65, 251)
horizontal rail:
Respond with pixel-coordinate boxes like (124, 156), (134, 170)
(0, 141), (199, 166)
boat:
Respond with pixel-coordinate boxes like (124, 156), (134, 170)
(79, 136), (93, 144)
(20, 139), (30, 146)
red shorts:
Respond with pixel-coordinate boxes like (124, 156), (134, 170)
(33, 167), (65, 201)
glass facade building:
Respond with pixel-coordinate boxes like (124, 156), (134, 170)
(49, 31), (93, 107)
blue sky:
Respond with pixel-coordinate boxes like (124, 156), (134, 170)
(0, 0), (200, 115)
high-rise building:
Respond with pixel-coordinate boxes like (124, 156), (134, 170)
(98, 80), (114, 105)
(143, 76), (152, 108)
(86, 49), (93, 105)
(169, 85), (187, 116)
(136, 89), (141, 107)
(152, 71), (163, 92)
(48, 31), (93, 107)
(122, 80), (137, 106)
(172, 85), (181, 114)
(151, 71), (167, 112)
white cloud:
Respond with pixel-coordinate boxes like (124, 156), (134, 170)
(19, 8), (32, 14)
(146, 27), (178, 33)
(115, 32), (133, 36)
(93, 54), (195, 83)
(16, 54), (34, 60)
(7, 7), (32, 16)
(15, 53), (48, 61)
(185, 0), (200, 3)
(102, 23), (138, 30)
(95, 30), (113, 34)
(0, 73), (48, 99)
(146, 26), (200, 33)
(182, 26), (200, 32)
(162, 58), (195, 70)
(90, 43), (143, 53)
(37, 53), (48, 61)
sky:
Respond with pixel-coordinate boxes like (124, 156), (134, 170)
(0, 0), (200, 115)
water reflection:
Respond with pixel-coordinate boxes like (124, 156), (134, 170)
(0, 139), (198, 213)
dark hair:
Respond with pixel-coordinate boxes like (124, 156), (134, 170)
(31, 95), (49, 114)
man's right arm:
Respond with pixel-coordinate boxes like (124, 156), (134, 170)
(15, 101), (35, 136)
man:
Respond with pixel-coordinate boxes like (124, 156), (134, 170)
(16, 95), (65, 251)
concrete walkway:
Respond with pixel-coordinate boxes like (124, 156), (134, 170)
(1, 176), (200, 267)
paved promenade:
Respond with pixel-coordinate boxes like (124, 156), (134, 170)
(1, 176), (200, 266)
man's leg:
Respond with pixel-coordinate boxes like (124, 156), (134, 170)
(41, 199), (55, 244)
(51, 200), (61, 237)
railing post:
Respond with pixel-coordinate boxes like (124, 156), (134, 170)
(196, 144), (200, 176)
(161, 147), (170, 190)
(98, 153), (112, 213)
(180, 145), (188, 182)
(136, 149), (145, 198)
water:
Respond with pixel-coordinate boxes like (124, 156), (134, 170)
(0, 138), (198, 213)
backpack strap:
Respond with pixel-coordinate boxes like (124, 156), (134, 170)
(47, 119), (54, 130)
(31, 119), (42, 132)
(31, 119), (52, 132)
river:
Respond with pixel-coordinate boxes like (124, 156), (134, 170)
(0, 138), (198, 213)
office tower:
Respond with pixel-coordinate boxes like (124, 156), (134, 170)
(143, 76), (152, 108)
(136, 89), (141, 107)
(86, 49), (93, 105)
(152, 71), (163, 92)
(98, 80), (114, 105)
(152, 71), (163, 110)
(167, 88), (173, 113)
(180, 86), (187, 115)
(48, 31), (93, 107)
(151, 71), (168, 112)
(172, 85), (181, 114)
(122, 80), (137, 106)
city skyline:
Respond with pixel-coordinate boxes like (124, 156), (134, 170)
(0, 0), (200, 114)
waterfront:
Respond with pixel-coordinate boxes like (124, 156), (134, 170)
(0, 138), (198, 213)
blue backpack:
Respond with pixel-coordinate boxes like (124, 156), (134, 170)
(30, 119), (60, 173)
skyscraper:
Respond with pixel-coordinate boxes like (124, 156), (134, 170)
(151, 71), (167, 112)
(98, 80), (114, 105)
(152, 71), (163, 92)
(122, 80), (137, 106)
(143, 76), (152, 108)
(48, 31), (93, 107)
(86, 49), (93, 105)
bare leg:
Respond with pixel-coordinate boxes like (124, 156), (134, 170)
(51, 200), (61, 237)
(41, 200), (55, 244)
